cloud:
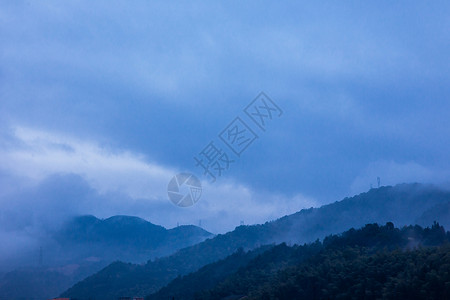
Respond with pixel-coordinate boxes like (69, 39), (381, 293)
(0, 126), (174, 199)
(0, 125), (318, 270)
(0, 126), (317, 235)
(177, 181), (318, 233)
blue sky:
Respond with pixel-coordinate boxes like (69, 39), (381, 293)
(1, 1), (450, 236)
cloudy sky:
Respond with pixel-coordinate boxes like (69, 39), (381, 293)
(1, 1), (450, 236)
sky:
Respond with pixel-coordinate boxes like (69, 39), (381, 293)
(1, 0), (450, 243)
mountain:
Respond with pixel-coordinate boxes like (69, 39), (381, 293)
(0, 262), (105, 300)
(62, 183), (450, 299)
(147, 223), (450, 300)
(54, 215), (213, 263)
(145, 245), (274, 300)
(416, 201), (450, 229)
(0, 215), (212, 300)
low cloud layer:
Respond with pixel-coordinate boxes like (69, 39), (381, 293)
(0, 126), (316, 235)
(0, 126), (317, 269)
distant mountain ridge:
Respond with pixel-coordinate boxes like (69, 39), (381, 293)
(0, 215), (213, 300)
(269, 183), (450, 243)
(55, 215), (213, 263)
(62, 183), (450, 299)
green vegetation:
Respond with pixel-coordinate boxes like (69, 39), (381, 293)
(62, 184), (450, 299)
(148, 223), (450, 300)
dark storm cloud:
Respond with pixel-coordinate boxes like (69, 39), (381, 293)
(0, 0), (449, 243)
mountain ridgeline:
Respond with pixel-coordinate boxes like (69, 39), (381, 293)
(54, 215), (213, 263)
(62, 183), (450, 299)
(0, 216), (213, 300)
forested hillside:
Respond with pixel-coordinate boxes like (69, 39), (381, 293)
(62, 184), (450, 299)
(148, 222), (450, 300)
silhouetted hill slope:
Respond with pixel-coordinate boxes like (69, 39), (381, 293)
(54, 215), (213, 263)
(269, 183), (450, 243)
(162, 223), (449, 300)
(145, 245), (273, 300)
(0, 215), (212, 300)
(417, 201), (450, 229)
(62, 183), (450, 299)
(147, 242), (320, 300)
(56, 215), (166, 246)
(0, 262), (105, 300)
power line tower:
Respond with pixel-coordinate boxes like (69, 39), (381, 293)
(377, 177), (381, 188)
